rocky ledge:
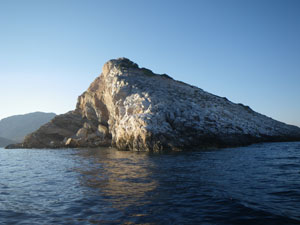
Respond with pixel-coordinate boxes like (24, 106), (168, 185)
(7, 58), (300, 151)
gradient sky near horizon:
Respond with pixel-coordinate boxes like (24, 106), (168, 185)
(0, 0), (299, 126)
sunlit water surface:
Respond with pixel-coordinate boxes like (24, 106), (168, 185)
(1, 142), (300, 224)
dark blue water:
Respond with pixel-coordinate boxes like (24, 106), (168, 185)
(1, 142), (300, 225)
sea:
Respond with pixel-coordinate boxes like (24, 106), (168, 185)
(0, 142), (300, 225)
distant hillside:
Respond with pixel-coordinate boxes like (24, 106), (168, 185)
(0, 136), (15, 147)
(0, 112), (56, 142)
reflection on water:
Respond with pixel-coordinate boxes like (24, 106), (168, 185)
(1, 143), (300, 224)
(74, 148), (157, 210)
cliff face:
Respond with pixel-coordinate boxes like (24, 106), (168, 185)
(8, 58), (300, 151)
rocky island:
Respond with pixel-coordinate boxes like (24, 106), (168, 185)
(7, 58), (300, 151)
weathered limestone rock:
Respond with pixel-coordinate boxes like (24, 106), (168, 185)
(76, 127), (88, 138)
(97, 124), (108, 138)
(7, 57), (300, 151)
(65, 138), (79, 148)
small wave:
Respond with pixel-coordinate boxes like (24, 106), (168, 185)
(269, 190), (300, 197)
(278, 163), (300, 170)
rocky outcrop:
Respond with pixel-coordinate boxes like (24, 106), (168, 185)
(7, 58), (300, 151)
(6, 111), (111, 149)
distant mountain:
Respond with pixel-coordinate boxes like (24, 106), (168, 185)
(0, 112), (56, 142)
(0, 136), (15, 147)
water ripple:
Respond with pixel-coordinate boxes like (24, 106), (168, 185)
(1, 143), (300, 224)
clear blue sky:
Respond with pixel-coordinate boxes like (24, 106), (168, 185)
(0, 0), (299, 126)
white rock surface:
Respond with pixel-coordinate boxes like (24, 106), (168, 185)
(9, 58), (300, 151)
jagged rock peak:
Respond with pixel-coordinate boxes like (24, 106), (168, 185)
(110, 57), (139, 68)
(102, 57), (174, 80)
(7, 58), (300, 151)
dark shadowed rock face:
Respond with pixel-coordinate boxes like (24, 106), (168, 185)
(7, 58), (300, 151)
(6, 111), (111, 149)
